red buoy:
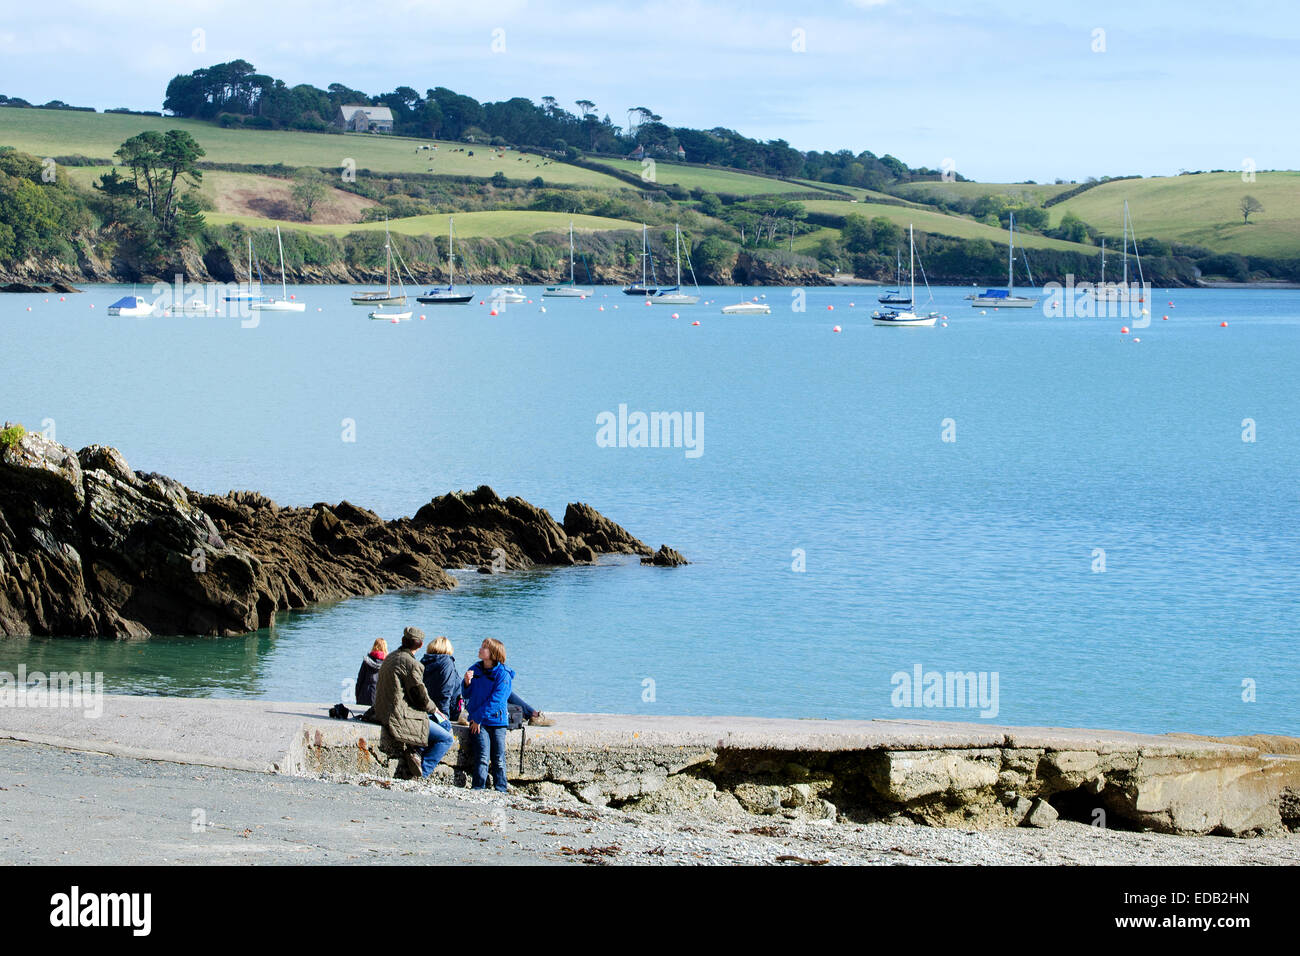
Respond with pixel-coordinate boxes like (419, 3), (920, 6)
(832, 325), (842, 333)
(1220, 321), (1228, 327)
(1120, 326), (1129, 334)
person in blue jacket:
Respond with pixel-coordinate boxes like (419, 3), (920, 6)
(462, 637), (515, 792)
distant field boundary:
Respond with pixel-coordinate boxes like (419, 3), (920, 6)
(1043, 175), (1141, 207)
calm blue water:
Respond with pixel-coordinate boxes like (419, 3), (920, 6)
(1, 283), (1296, 735)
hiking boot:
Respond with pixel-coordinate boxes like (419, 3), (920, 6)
(528, 712), (555, 727)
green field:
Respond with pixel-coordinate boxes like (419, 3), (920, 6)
(798, 200), (1096, 253)
(1048, 172), (1300, 256)
(895, 181), (1075, 205)
(205, 209), (640, 239)
(0, 106), (628, 189)
(595, 157), (841, 198)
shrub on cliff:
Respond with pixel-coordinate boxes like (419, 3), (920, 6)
(0, 424), (26, 450)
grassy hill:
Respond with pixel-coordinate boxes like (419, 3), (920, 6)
(1047, 172), (1300, 257)
(595, 157), (842, 198)
(895, 181), (1075, 205)
(798, 200), (1097, 253)
(0, 106), (627, 189)
(205, 209), (641, 239)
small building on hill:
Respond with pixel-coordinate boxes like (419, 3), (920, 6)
(336, 105), (394, 133)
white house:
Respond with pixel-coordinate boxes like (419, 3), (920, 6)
(336, 105), (394, 133)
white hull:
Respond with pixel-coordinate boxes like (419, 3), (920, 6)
(872, 311), (938, 327)
(108, 307), (153, 317)
(351, 293), (406, 306)
(370, 310), (411, 321)
(251, 300), (306, 312)
(721, 303), (770, 315)
(543, 286), (591, 297)
(970, 296), (1034, 308)
(490, 287), (527, 303)
(653, 294), (698, 305)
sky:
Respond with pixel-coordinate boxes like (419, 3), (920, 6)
(0, 0), (1292, 182)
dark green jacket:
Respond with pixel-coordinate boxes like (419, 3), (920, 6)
(374, 648), (437, 747)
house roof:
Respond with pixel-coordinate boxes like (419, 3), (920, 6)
(339, 104), (394, 123)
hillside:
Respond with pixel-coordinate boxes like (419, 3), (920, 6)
(1047, 172), (1300, 257)
(0, 106), (627, 188)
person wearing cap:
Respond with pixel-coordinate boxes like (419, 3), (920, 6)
(374, 626), (454, 779)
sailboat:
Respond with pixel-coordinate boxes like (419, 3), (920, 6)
(967, 212), (1035, 308)
(652, 225), (700, 305)
(877, 249), (911, 306)
(872, 225), (942, 327)
(351, 222), (407, 306)
(1092, 201), (1144, 300)
(224, 238), (266, 302)
(544, 222), (593, 297)
(417, 218), (475, 304)
(250, 226), (306, 312)
(623, 224), (659, 296)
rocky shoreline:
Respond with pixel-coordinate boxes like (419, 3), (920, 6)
(0, 427), (684, 638)
(0, 241), (833, 289)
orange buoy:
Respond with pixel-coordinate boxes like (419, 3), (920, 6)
(1120, 326), (1130, 334)
(827, 304), (834, 311)
(1220, 321), (1228, 327)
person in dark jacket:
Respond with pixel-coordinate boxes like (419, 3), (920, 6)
(374, 627), (453, 779)
(354, 638), (387, 707)
(420, 635), (461, 719)
(462, 637), (514, 792)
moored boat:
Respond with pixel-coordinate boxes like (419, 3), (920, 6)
(417, 217), (475, 304)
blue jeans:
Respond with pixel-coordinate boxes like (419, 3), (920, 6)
(508, 692), (535, 720)
(421, 718), (455, 777)
(471, 725), (509, 792)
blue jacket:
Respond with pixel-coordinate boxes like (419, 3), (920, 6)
(464, 661), (515, 727)
(420, 652), (461, 719)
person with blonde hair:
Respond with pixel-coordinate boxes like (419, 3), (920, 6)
(421, 634), (462, 728)
(462, 638), (514, 792)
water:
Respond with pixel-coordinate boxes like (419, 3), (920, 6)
(1, 283), (1296, 735)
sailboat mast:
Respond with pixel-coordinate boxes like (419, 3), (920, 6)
(909, 224), (915, 305)
(569, 222), (575, 284)
(276, 226), (287, 299)
(1100, 238), (1106, 284)
(448, 218), (455, 287)
(247, 238), (252, 290)
(1122, 202), (1129, 289)
(641, 224), (647, 286)
(1008, 213), (1015, 295)
(385, 222), (392, 294)
(675, 225), (682, 288)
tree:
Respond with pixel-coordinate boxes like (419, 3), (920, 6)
(113, 130), (205, 232)
(290, 167), (328, 221)
(1240, 195), (1263, 224)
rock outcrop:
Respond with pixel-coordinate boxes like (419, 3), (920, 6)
(0, 428), (680, 638)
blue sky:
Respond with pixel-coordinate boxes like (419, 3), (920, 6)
(0, 0), (1290, 182)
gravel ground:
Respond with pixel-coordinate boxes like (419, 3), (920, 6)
(2, 740), (1297, 866)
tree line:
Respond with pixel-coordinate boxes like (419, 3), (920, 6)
(161, 60), (941, 191)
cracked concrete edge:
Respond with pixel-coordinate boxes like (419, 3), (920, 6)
(0, 727), (277, 774)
